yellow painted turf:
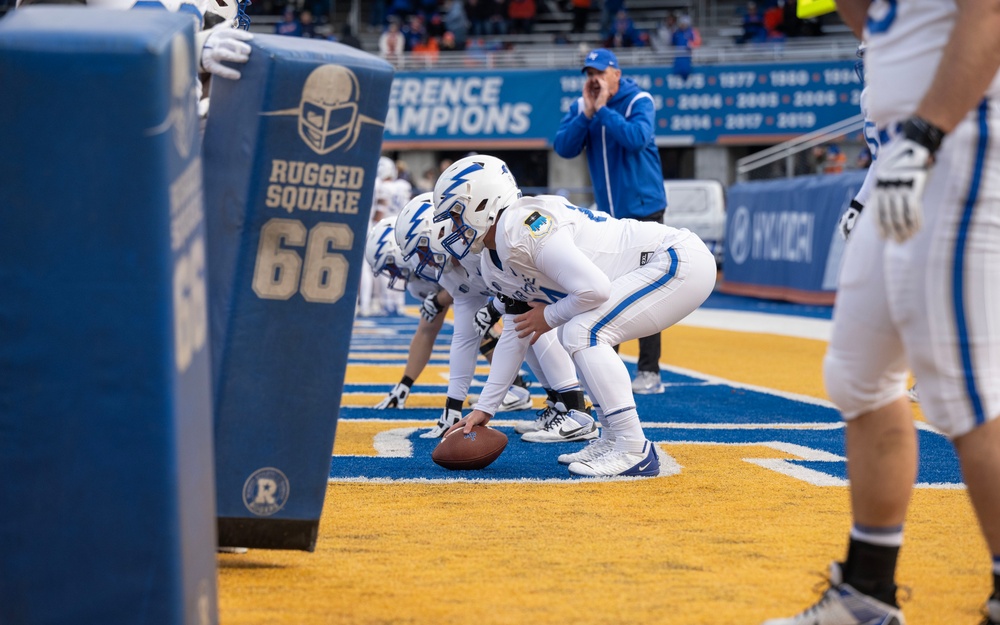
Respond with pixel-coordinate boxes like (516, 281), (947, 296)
(219, 325), (985, 624)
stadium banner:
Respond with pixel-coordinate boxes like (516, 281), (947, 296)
(203, 36), (393, 551)
(382, 61), (862, 149)
(0, 9), (218, 624)
(720, 170), (866, 304)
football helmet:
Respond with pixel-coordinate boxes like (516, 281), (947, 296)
(394, 192), (449, 282)
(432, 155), (521, 259)
(377, 156), (397, 181)
(363, 216), (410, 290)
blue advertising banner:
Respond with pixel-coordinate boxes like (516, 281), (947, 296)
(721, 170), (866, 304)
(383, 61), (862, 149)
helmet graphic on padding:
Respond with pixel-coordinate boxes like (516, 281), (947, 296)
(395, 192), (449, 282)
(364, 216), (410, 290)
(432, 155), (521, 259)
(298, 65), (361, 155)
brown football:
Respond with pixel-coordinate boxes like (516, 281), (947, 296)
(431, 425), (508, 470)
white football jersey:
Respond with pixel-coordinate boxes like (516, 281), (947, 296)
(865, 0), (1000, 126)
(481, 195), (684, 307)
(439, 252), (492, 301)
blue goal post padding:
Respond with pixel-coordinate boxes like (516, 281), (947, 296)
(0, 8), (218, 625)
(202, 35), (392, 551)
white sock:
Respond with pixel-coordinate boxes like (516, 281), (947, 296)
(603, 406), (645, 450)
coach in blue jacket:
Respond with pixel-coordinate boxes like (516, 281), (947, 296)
(554, 48), (668, 395)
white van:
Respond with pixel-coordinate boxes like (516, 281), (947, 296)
(662, 179), (726, 266)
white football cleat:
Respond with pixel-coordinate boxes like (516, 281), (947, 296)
(495, 384), (532, 412)
(557, 436), (614, 465)
(419, 408), (462, 439)
(568, 440), (659, 477)
(760, 562), (904, 625)
(514, 399), (562, 434)
(521, 409), (597, 443)
(631, 370), (664, 395)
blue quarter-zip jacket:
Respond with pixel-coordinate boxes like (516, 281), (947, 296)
(553, 77), (668, 219)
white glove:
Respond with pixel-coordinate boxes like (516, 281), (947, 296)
(419, 407), (462, 439)
(374, 382), (410, 409)
(420, 292), (443, 322)
(838, 200), (863, 241)
(473, 300), (501, 337)
(199, 25), (253, 80)
(874, 117), (944, 243)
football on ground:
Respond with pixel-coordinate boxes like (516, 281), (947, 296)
(431, 425), (508, 470)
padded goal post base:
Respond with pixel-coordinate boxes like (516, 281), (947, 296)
(203, 35), (393, 551)
(0, 8), (217, 625)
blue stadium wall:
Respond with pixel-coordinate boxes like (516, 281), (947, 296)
(380, 60), (861, 149)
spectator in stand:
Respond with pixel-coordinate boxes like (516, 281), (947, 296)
(670, 14), (700, 79)
(442, 0), (468, 48)
(778, 0), (803, 36)
(823, 143), (846, 174)
(337, 23), (363, 49)
(604, 9), (642, 48)
(439, 30), (459, 52)
(855, 145), (872, 169)
(671, 13), (700, 48)
(599, 0), (624, 39)
(762, 2), (784, 39)
(570, 0), (590, 35)
(412, 31), (439, 62)
(736, 1), (766, 43)
(379, 18), (406, 67)
(466, 0), (490, 36)
(485, 0), (509, 36)
(426, 12), (446, 39)
(299, 9), (317, 38)
(650, 12), (678, 52)
(508, 0), (536, 34)
(402, 14), (427, 50)
(275, 6), (302, 37)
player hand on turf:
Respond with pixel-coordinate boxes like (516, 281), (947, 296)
(473, 299), (502, 337)
(374, 382), (410, 409)
(448, 409), (493, 435)
(420, 292), (445, 322)
(513, 302), (551, 345)
(200, 25), (253, 80)
(838, 200), (863, 241)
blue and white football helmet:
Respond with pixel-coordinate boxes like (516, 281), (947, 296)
(432, 154), (521, 259)
(364, 216), (411, 290)
(394, 192), (449, 282)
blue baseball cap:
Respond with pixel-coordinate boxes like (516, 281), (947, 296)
(582, 48), (619, 72)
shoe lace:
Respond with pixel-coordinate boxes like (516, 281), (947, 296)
(542, 411), (567, 431)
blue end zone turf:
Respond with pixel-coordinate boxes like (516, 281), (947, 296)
(0, 9), (217, 624)
(202, 35), (393, 551)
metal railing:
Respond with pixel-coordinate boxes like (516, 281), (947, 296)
(367, 37), (859, 71)
(735, 112), (864, 181)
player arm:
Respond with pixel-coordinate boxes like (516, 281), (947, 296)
(913, 0), (1000, 134)
(553, 99), (590, 159)
(533, 230), (611, 328)
(445, 294), (489, 403)
(834, 0), (869, 38)
(595, 94), (656, 152)
(472, 323), (531, 416)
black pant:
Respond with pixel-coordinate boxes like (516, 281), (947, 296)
(634, 210), (664, 373)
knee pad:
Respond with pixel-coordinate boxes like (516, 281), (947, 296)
(558, 318), (591, 357)
(823, 352), (908, 420)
